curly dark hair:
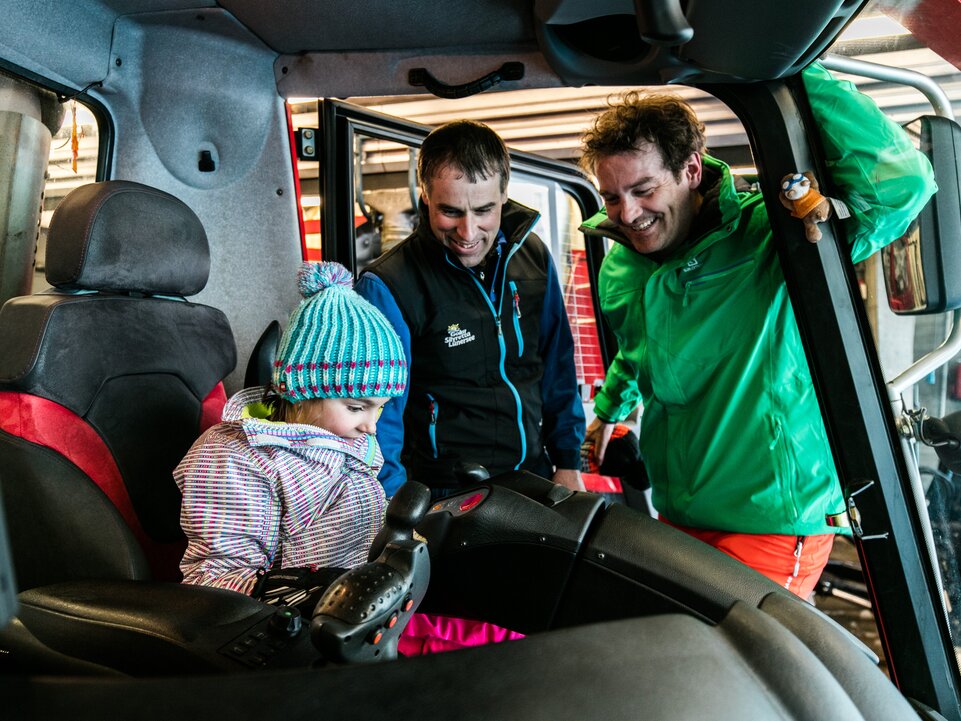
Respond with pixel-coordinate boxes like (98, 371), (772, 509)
(418, 120), (510, 193)
(580, 91), (706, 180)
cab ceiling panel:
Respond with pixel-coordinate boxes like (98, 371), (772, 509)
(223, 0), (868, 99)
(258, 0), (570, 98)
(534, 0), (869, 85)
(218, 0), (535, 52)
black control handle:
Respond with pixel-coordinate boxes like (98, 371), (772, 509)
(368, 481), (431, 562)
(454, 461), (490, 486)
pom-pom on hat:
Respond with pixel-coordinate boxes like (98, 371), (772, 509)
(272, 262), (407, 401)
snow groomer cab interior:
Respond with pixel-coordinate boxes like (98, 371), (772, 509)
(3, 1), (961, 719)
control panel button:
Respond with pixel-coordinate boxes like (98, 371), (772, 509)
(269, 606), (303, 637)
(459, 492), (484, 512)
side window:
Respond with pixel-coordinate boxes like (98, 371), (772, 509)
(37, 100), (100, 290)
(351, 133), (418, 270)
(845, 57), (961, 655)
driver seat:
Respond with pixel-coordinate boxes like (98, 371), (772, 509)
(0, 180), (236, 590)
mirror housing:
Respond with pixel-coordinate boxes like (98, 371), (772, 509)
(882, 115), (961, 315)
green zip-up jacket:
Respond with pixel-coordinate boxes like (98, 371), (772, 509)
(580, 63), (937, 535)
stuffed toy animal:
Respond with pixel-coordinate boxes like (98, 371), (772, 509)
(779, 171), (832, 242)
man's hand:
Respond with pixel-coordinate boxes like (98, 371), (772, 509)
(553, 468), (585, 491)
(586, 417), (616, 466)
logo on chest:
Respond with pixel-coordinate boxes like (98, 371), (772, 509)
(444, 323), (476, 349)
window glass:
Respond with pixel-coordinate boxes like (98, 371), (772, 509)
(352, 134), (418, 269)
(833, 27), (961, 661)
(286, 102), (612, 422)
(37, 99), (100, 290)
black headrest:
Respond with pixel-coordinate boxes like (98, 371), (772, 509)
(45, 181), (210, 296)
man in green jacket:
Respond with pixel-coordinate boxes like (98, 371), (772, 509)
(580, 63), (936, 598)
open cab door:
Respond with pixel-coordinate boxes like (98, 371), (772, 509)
(293, 99), (615, 435)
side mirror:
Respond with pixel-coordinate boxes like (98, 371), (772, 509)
(882, 115), (961, 315)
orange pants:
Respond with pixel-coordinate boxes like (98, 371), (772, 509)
(662, 518), (835, 599)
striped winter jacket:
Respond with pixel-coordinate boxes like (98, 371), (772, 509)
(174, 386), (387, 595)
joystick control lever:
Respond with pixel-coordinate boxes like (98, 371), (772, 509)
(310, 482), (431, 663)
(454, 461), (490, 486)
(367, 481), (432, 561)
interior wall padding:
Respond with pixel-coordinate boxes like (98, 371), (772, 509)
(89, 8), (302, 394)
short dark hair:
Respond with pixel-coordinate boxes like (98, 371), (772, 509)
(418, 120), (510, 193)
(580, 91), (706, 180)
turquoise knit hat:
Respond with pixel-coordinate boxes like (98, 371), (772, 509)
(272, 262), (407, 401)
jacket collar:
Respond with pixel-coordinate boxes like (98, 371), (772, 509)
(413, 197), (541, 265)
(223, 386), (377, 465)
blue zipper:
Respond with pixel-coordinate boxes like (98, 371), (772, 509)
(427, 393), (438, 458)
(444, 222), (536, 470)
(509, 280), (523, 357)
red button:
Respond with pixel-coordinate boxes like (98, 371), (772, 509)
(388, 613), (398, 628)
(403, 597), (413, 611)
(459, 493), (484, 512)
(370, 629), (383, 645)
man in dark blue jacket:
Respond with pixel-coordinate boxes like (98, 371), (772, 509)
(355, 120), (585, 497)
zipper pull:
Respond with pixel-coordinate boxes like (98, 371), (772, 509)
(682, 282), (692, 307)
(429, 399), (436, 424)
(513, 287), (522, 318)
(793, 537), (804, 579)
(496, 316), (503, 336)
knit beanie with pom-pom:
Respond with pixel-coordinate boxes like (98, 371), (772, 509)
(272, 261), (407, 401)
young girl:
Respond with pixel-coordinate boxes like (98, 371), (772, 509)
(175, 261), (407, 594)
(175, 261), (522, 654)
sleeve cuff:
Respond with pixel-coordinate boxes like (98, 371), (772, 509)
(592, 390), (625, 424)
(551, 448), (582, 470)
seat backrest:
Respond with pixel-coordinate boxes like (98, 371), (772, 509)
(0, 181), (236, 590)
(244, 319), (281, 389)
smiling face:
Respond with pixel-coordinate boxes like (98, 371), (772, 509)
(594, 145), (703, 261)
(422, 164), (507, 268)
(286, 397), (390, 439)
